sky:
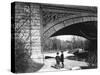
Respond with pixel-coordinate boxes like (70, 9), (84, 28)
(55, 35), (86, 41)
(56, 35), (73, 41)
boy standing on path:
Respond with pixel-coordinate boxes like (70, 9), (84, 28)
(55, 52), (61, 69)
(60, 51), (64, 68)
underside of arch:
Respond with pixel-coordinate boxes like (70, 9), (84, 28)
(43, 16), (97, 41)
(51, 21), (97, 40)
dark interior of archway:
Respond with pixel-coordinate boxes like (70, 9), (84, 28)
(51, 21), (97, 51)
(51, 21), (97, 40)
(50, 21), (97, 67)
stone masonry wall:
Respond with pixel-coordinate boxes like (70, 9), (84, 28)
(15, 2), (43, 63)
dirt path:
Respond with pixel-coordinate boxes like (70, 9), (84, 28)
(38, 58), (88, 72)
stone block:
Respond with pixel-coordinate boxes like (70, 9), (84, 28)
(31, 20), (40, 26)
(73, 17), (83, 24)
(47, 27), (55, 37)
(90, 17), (97, 21)
(64, 19), (74, 27)
(54, 22), (64, 31)
(83, 16), (91, 22)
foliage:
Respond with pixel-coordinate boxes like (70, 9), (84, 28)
(71, 36), (89, 49)
(43, 38), (63, 52)
(43, 36), (89, 52)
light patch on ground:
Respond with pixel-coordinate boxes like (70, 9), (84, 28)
(38, 51), (88, 72)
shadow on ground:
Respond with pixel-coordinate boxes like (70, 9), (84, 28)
(25, 59), (44, 73)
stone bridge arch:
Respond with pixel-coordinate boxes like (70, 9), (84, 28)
(13, 2), (97, 65)
(43, 14), (97, 41)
